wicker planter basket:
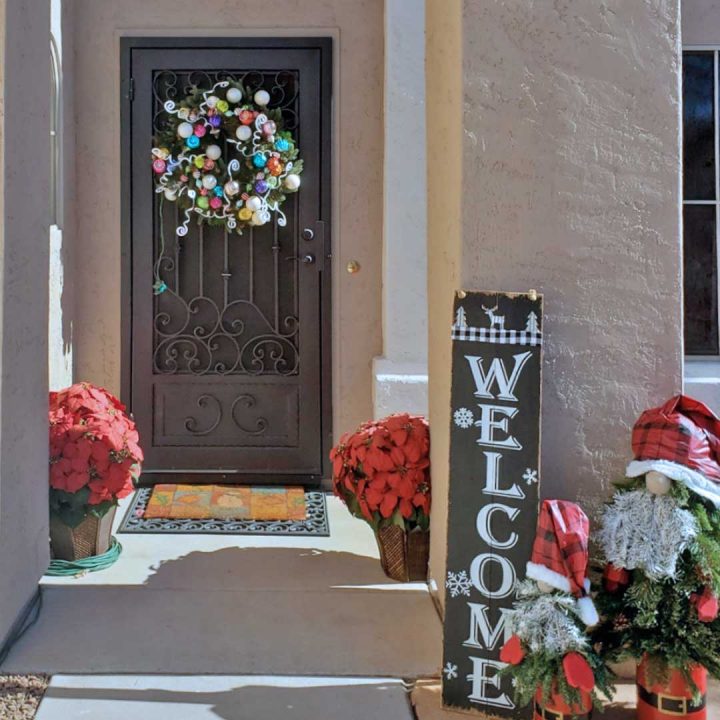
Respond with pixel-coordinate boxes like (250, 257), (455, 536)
(49, 507), (116, 561)
(375, 525), (429, 582)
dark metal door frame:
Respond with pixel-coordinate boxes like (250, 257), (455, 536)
(120, 37), (333, 484)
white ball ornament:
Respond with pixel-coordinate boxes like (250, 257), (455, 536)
(226, 87), (243, 104)
(251, 211), (267, 226)
(245, 196), (262, 212)
(254, 89), (270, 106)
(235, 125), (252, 142)
(164, 187), (178, 201)
(206, 95), (219, 108)
(202, 175), (218, 190)
(177, 122), (194, 139)
(645, 470), (672, 495)
(284, 174), (301, 191)
(536, 580), (555, 594)
(205, 144), (222, 161)
(224, 180), (240, 197)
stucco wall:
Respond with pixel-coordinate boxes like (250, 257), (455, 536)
(427, 0), (683, 605)
(0, 0), (50, 643)
(67, 0), (383, 438)
(683, 0), (720, 44)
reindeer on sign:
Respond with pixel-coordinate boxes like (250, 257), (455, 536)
(482, 303), (505, 330)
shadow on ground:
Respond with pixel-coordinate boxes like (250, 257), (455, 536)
(2, 547), (441, 678)
(37, 678), (414, 720)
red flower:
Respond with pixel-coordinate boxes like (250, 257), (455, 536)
(329, 413), (430, 530)
(49, 382), (143, 511)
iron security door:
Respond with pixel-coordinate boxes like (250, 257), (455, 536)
(122, 39), (332, 484)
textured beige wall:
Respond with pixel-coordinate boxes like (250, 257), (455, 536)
(683, 0), (720, 44)
(68, 0), (383, 438)
(0, 0), (50, 642)
(427, 0), (683, 606)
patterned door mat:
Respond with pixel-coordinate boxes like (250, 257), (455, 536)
(118, 486), (329, 536)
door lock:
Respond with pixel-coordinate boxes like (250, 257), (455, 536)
(302, 228), (315, 241)
(302, 253), (316, 265)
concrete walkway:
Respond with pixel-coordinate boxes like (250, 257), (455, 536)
(35, 676), (415, 720)
(3, 495), (442, 678)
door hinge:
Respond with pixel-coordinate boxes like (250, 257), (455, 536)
(128, 77), (135, 102)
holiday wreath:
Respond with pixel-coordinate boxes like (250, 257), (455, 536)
(151, 81), (303, 237)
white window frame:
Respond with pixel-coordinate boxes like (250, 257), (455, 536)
(684, 45), (720, 363)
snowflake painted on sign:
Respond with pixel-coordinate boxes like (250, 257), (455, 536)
(523, 468), (538, 485)
(453, 407), (474, 429)
(443, 662), (458, 680)
(446, 569), (472, 598)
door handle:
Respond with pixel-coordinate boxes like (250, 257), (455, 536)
(285, 253), (316, 265)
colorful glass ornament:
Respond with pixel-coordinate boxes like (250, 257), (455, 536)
(224, 180), (240, 197)
(197, 196), (209, 210)
(208, 115), (222, 128)
(254, 179), (269, 194)
(216, 100), (229, 113)
(205, 144), (222, 161)
(194, 124), (207, 138)
(152, 158), (167, 174)
(252, 153), (267, 168)
(203, 158), (215, 171)
(239, 109), (255, 125)
(213, 186), (224, 197)
(202, 175), (218, 190)
(209, 196), (223, 210)
(238, 207), (253, 221)
(284, 173), (301, 191)
(206, 95), (219, 108)
(262, 120), (277, 137)
(274, 138), (290, 152)
(194, 156), (205, 169)
(186, 135), (201, 149)
(266, 157), (283, 177)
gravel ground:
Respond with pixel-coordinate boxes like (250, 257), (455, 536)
(0, 675), (49, 719)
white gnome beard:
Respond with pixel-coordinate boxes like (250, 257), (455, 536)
(598, 490), (698, 581)
(505, 580), (588, 655)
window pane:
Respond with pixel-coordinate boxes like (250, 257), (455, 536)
(683, 52), (715, 201)
(684, 204), (718, 354)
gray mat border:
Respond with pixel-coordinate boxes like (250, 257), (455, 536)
(117, 487), (330, 536)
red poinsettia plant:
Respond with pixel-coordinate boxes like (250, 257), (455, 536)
(330, 413), (430, 531)
(49, 383), (143, 527)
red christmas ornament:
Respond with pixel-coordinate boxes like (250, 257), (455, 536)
(239, 109), (255, 125)
(193, 123), (207, 138)
(562, 652), (595, 692)
(691, 586), (719, 623)
(203, 158), (215, 171)
(602, 562), (631, 594)
(152, 158), (166, 174)
(499, 634), (525, 666)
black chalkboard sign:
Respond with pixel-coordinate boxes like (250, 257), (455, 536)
(441, 291), (543, 717)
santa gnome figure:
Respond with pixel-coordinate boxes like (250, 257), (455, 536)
(599, 395), (720, 619)
(499, 500), (613, 715)
(525, 498), (599, 627)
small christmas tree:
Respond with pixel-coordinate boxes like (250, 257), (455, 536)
(594, 395), (720, 713)
(525, 311), (539, 334)
(454, 306), (467, 328)
(500, 500), (614, 715)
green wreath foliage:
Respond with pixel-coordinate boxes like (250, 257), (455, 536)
(151, 81), (303, 235)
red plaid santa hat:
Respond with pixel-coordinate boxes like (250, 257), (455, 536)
(526, 499), (599, 627)
(625, 395), (720, 508)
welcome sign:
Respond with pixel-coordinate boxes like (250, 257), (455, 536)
(441, 290), (543, 717)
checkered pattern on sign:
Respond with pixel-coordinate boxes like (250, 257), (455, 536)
(451, 325), (543, 346)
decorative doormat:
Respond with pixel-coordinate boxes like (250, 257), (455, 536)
(118, 486), (329, 536)
(144, 484), (307, 521)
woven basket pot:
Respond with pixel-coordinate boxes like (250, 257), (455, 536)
(636, 656), (707, 720)
(375, 525), (429, 582)
(49, 507), (116, 561)
(533, 685), (593, 719)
